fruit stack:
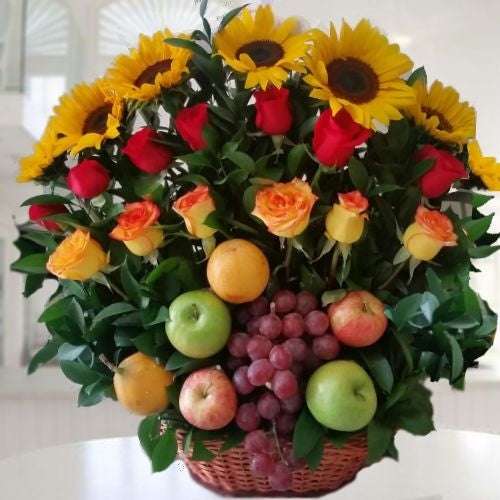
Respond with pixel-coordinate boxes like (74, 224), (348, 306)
(13, 0), (498, 496)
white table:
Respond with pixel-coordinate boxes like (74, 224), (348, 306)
(0, 430), (498, 500)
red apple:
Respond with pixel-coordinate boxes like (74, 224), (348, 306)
(179, 367), (237, 430)
(327, 291), (387, 347)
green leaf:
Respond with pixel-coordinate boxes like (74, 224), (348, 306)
(143, 304), (169, 327)
(209, 105), (235, 124)
(471, 191), (494, 208)
(327, 431), (352, 448)
(445, 332), (464, 382)
(166, 351), (195, 371)
(348, 157), (369, 192)
(392, 330), (414, 371)
(225, 151), (255, 173)
(406, 66), (427, 86)
(359, 348), (394, 393)
(152, 428), (178, 472)
(218, 4), (249, 30)
(146, 257), (181, 285)
(192, 439), (216, 461)
(57, 343), (88, 361)
(321, 289), (347, 307)
(21, 194), (73, 206)
(164, 38), (208, 57)
(90, 302), (137, 329)
(420, 292), (439, 323)
(469, 245), (500, 258)
(21, 232), (59, 251)
(78, 380), (109, 407)
(177, 152), (212, 167)
(366, 420), (393, 464)
(139, 415), (160, 459)
(406, 158), (435, 185)
(23, 274), (46, 297)
(368, 184), (402, 196)
(199, 0), (208, 17)
(462, 214), (493, 242)
(38, 296), (74, 323)
(59, 360), (101, 385)
(392, 294), (422, 329)
(293, 407), (324, 459)
(27, 337), (64, 374)
(183, 429), (193, 455)
(389, 384), (434, 435)
(11, 253), (50, 274)
(121, 258), (148, 308)
(67, 299), (86, 335)
(303, 436), (324, 471)
(287, 144), (307, 177)
(426, 268), (447, 302)
(219, 430), (245, 453)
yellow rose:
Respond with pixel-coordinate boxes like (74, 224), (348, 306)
(173, 184), (217, 239)
(325, 191), (369, 244)
(403, 205), (458, 261)
(123, 227), (164, 257)
(252, 178), (318, 238)
(47, 229), (109, 281)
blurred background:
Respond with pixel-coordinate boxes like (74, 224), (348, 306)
(0, 0), (499, 460)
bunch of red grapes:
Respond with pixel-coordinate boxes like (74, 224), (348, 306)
(225, 290), (341, 490)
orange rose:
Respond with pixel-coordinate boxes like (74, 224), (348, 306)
(252, 178), (318, 238)
(47, 229), (109, 281)
(109, 200), (163, 256)
(173, 185), (217, 239)
(325, 191), (369, 244)
(403, 205), (458, 261)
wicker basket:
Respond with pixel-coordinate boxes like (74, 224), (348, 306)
(176, 432), (368, 497)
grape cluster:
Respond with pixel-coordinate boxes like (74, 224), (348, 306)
(225, 290), (341, 489)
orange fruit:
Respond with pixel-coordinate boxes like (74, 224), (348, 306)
(113, 352), (173, 416)
(207, 239), (270, 304)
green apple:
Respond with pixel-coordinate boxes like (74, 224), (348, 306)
(306, 360), (377, 431)
(166, 290), (231, 359)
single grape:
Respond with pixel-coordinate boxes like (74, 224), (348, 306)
(248, 359), (275, 386)
(312, 334), (341, 360)
(257, 391), (281, 420)
(226, 355), (245, 373)
(247, 316), (262, 336)
(235, 306), (251, 326)
(284, 338), (308, 362)
(280, 393), (303, 414)
(283, 447), (306, 470)
(228, 332), (250, 358)
(295, 291), (318, 316)
(281, 313), (305, 338)
(271, 370), (299, 400)
(275, 412), (297, 435)
(247, 335), (273, 361)
(232, 366), (254, 395)
(304, 310), (330, 336)
(268, 462), (293, 491)
(304, 351), (321, 371)
(250, 453), (275, 477)
(244, 430), (271, 454)
(289, 361), (304, 377)
(259, 314), (282, 340)
(248, 296), (270, 316)
(236, 402), (261, 432)
(269, 344), (292, 370)
(272, 290), (297, 315)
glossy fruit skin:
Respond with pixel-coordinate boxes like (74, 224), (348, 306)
(207, 239), (270, 304)
(327, 290), (388, 347)
(179, 368), (237, 430)
(113, 352), (173, 416)
(166, 290), (231, 358)
(306, 360), (377, 432)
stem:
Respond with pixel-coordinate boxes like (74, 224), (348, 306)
(311, 167), (322, 190)
(327, 244), (341, 287)
(271, 420), (287, 466)
(99, 354), (118, 373)
(284, 238), (293, 284)
(378, 261), (407, 290)
(77, 199), (100, 224)
(107, 279), (130, 302)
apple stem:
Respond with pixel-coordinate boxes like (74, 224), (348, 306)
(328, 244), (341, 287)
(378, 261), (407, 290)
(271, 420), (288, 466)
(99, 354), (118, 374)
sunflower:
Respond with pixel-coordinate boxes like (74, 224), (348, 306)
(17, 122), (67, 182)
(407, 80), (476, 145)
(106, 29), (192, 101)
(468, 140), (500, 190)
(51, 79), (123, 156)
(304, 20), (415, 129)
(214, 5), (310, 89)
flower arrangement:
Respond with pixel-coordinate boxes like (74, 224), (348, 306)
(12, 1), (499, 495)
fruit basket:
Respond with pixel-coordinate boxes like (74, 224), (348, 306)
(11, 0), (500, 496)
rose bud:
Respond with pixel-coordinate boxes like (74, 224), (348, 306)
(109, 200), (163, 256)
(173, 184), (217, 239)
(28, 204), (68, 232)
(254, 87), (293, 135)
(175, 103), (209, 151)
(415, 145), (468, 198)
(47, 229), (109, 281)
(312, 109), (372, 167)
(325, 191), (369, 244)
(252, 178), (318, 238)
(67, 159), (110, 199)
(403, 205), (458, 261)
(122, 127), (173, 174)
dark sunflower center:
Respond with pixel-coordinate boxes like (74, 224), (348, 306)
(82, 105), (112, 135)
(327, 58), (379, 104)
(236, 40), (284, 67)
(421, 106), (453, 132)
(134, 59), (173, 87)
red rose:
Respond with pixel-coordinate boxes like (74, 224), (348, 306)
(67, 159), (110, 199)
(28, 204), (68, 231)
(254, 87), (293, 135)
(175, 103), (209, 151)
(312, 109), (373, 167)
(416, 145), (468, 198)
(123, 128), (173, 174)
